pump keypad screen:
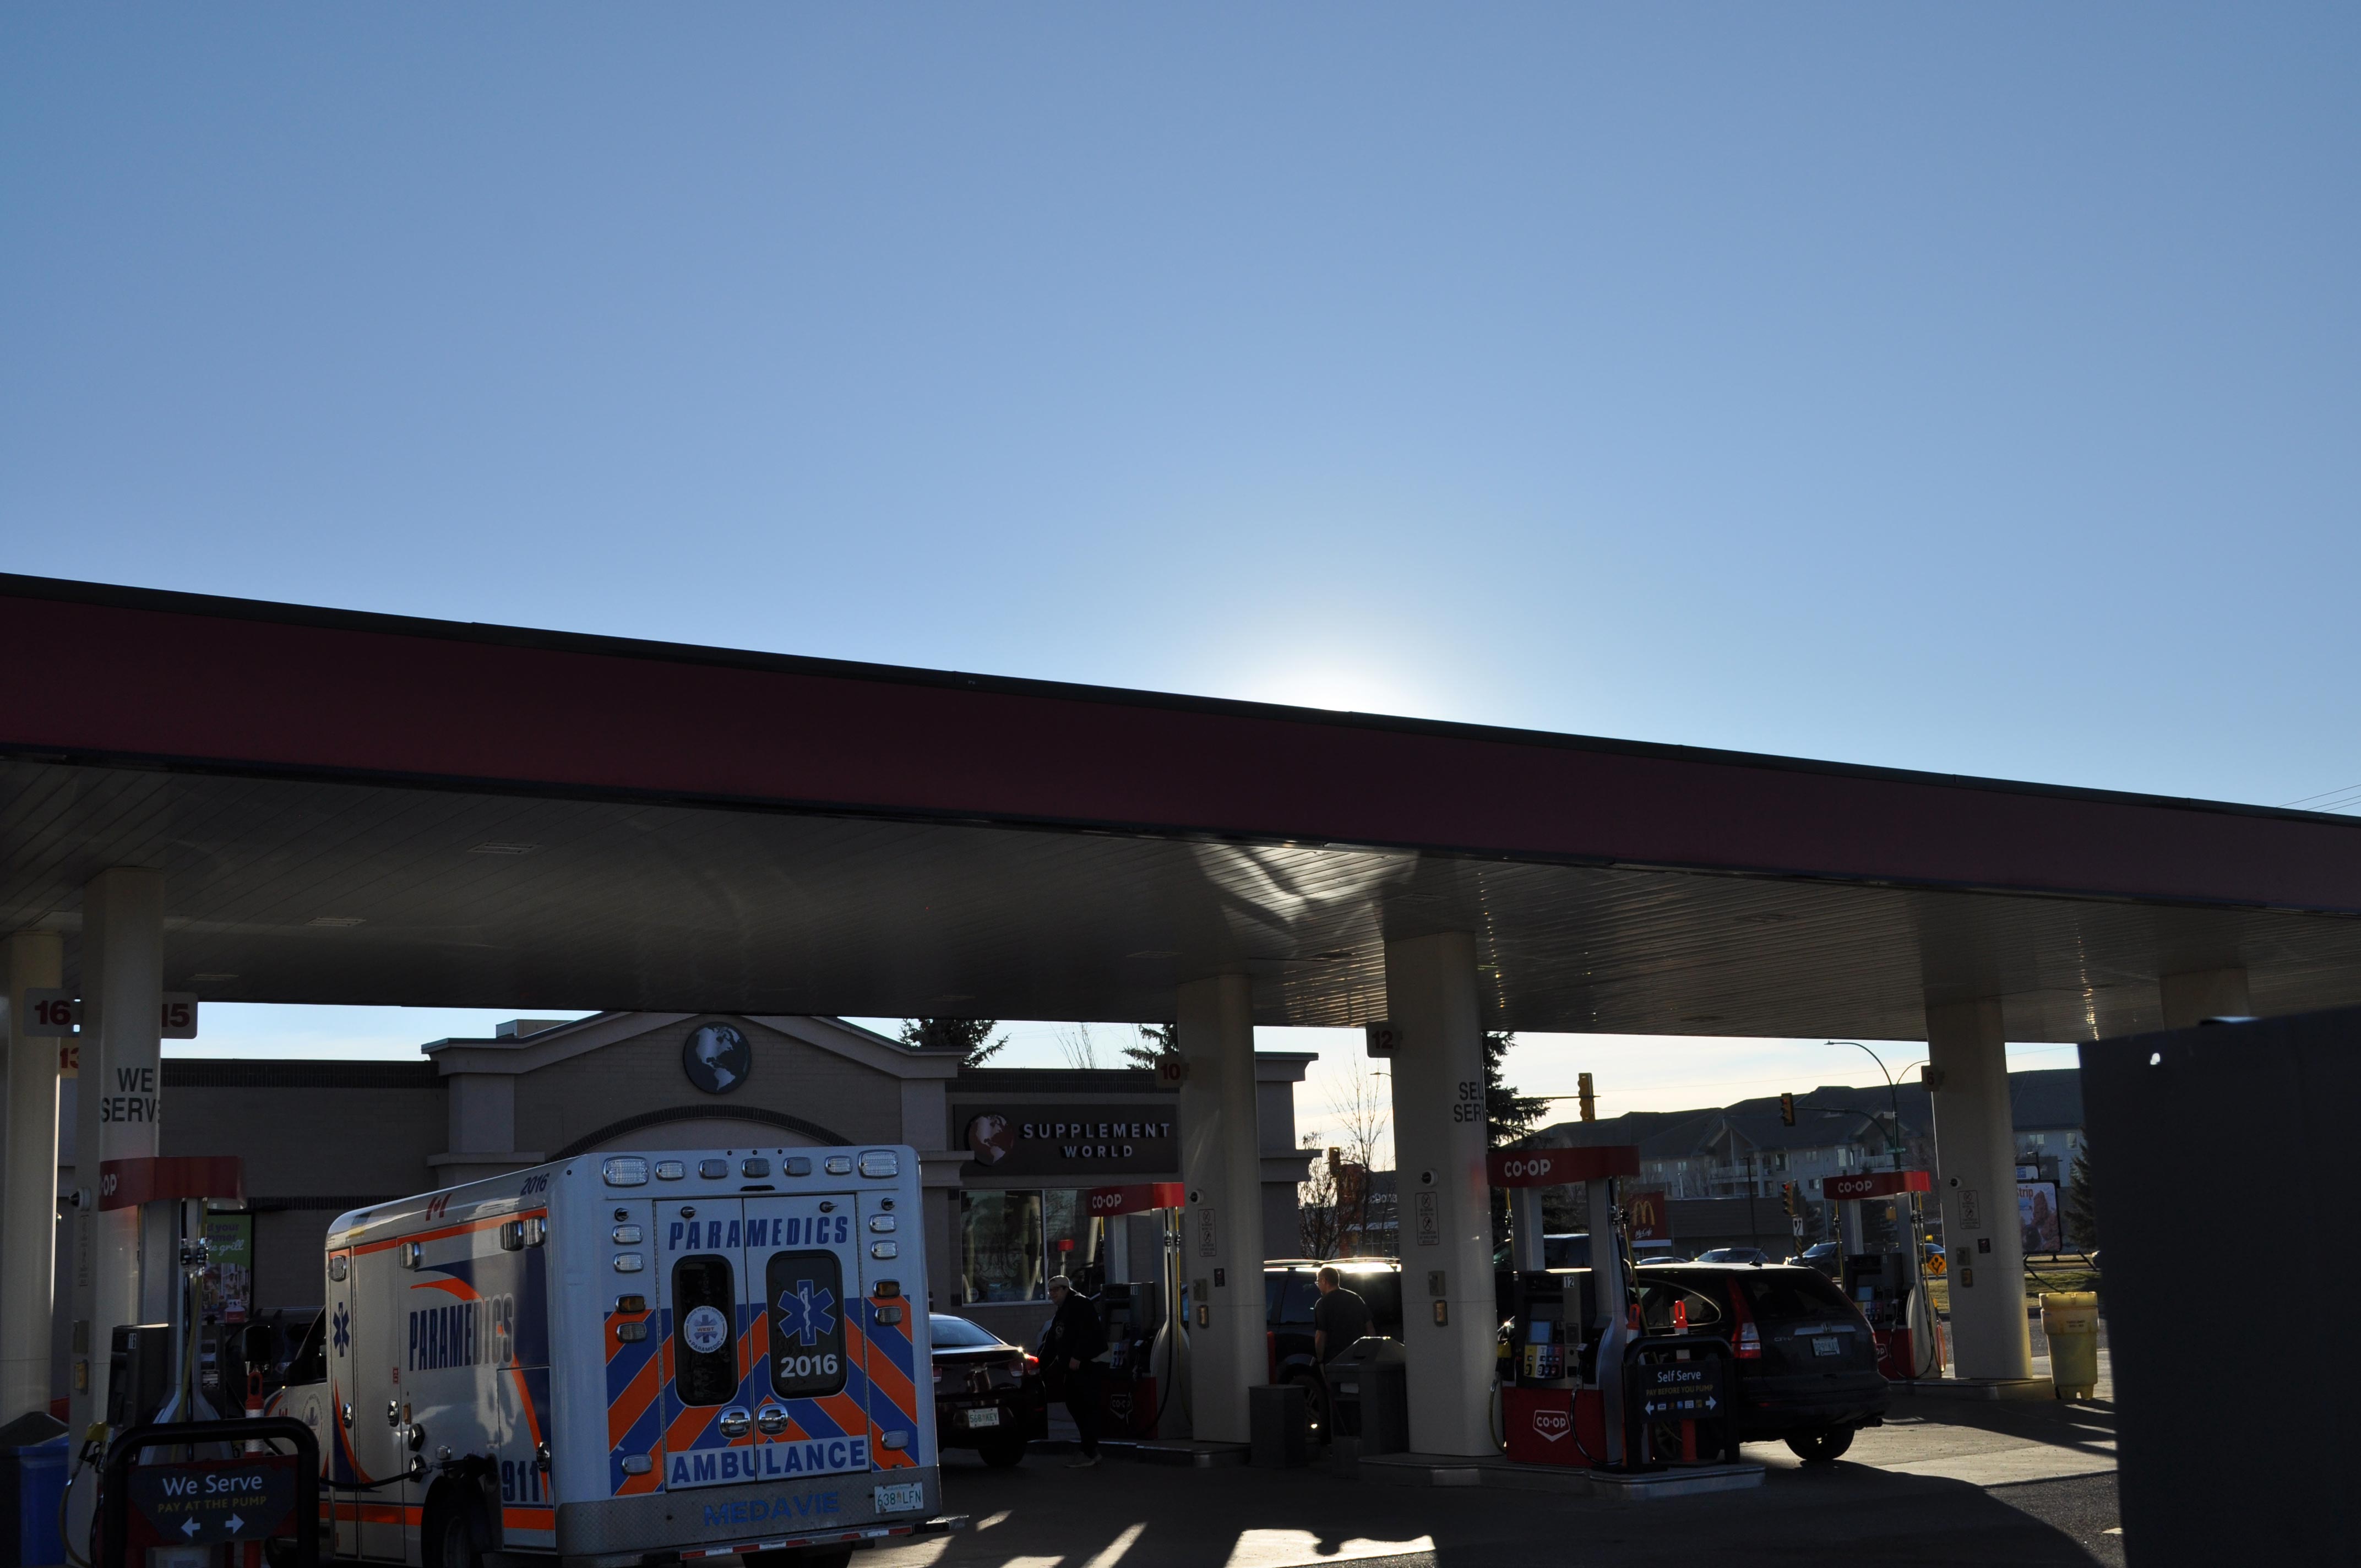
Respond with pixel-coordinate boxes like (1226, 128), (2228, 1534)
(765, 1251), (849, 1399)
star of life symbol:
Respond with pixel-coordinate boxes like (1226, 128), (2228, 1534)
(682, 1305), (731, 1355)
(332, 1302), (351, 1356)
(777, 1278), (837, 1347)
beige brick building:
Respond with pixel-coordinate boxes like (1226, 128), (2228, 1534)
(47, 1012), (1311, 1395)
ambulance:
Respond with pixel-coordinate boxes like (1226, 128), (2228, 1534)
(271, 1146), (949, 1568)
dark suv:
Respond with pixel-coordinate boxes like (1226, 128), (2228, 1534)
(1634, 1264), (1888, 1461)
(1265, 1260), (1403, 1435)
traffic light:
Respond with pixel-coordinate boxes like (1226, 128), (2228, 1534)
(1577, 1071), (1596, 1122)
(1782, 1182), (1799, 1218)
(1780, 1091), (1796, 1126)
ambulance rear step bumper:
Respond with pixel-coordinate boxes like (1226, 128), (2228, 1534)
(622, 1514), (968, 1565)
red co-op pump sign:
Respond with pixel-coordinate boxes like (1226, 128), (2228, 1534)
(1486, 1146), (1642, 1188)
(22, 989), (199, 1040)
(1824, 1170), (1933, 1201)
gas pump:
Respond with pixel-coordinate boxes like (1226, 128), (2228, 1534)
(1080, 1182), (1187, 1438)
(1490, 1144), (1640, 1468)
(61, 1156), (301, 1568)
(1826, 1168), (1940, 1379)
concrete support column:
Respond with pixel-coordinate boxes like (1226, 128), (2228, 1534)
(1924, 997), (2031, 1381)
(1175, 973), (1264, 1444)
(3, 930), (65, 1424)
(2159, 967), (2252, 1029)
(1383, 932), (1495, 1456)
(69, 869), (165, 1441)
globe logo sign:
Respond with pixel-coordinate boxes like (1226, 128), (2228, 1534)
(682, 1023), (752, 1095)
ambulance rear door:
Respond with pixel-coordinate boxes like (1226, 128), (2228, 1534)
(655, 1197), (748, 1488)
(743, 1191), (871, 1479)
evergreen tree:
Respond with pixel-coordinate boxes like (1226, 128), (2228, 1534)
(898, 1017), (1007, 1065)
(1484, 1030), (1551, 1246)
(2065, 1140), (2098, 1251)
(1126, 1023), (1176, 1070)
(1484, 1030), (1549, 1147)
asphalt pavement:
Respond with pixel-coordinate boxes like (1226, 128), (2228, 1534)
(876, 1379), (2123, 1568)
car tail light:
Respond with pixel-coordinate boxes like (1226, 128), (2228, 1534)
(1726, 1278), (1762, 1359)
(1737, 1321), (1762, 1360)
(1023, 1353), (1038, 1373)
(1005, 1357), (1027, 1378)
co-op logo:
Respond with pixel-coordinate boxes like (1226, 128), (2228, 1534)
(1496, 1156), (1561, 1181)
(1087, 1192), (1129, 1214)
(1531, 1409), (1569, 1443)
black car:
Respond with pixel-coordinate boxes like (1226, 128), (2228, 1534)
(1634, 1264), (1888, 1461)
(928, 1314), (1047, 1467)
(1792, 1241), (1842, 1278)
(1265, 1260), (1403, 1434)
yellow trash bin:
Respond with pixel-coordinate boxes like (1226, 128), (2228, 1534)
(2040, 1291), (2100, 1400)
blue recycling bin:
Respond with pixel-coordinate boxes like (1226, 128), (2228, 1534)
(1, 1428), (69, 1568)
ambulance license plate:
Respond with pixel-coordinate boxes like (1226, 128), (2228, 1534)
(874, 1482), (926, 1515)
(1812, 1336), (1841, 1357)
(964, 1407), (1002, 1428)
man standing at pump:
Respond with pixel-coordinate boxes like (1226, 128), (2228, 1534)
(1312, 1265), (1371, 1442)
(1043, 1275), (1107, 1467)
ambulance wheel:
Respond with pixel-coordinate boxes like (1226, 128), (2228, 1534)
(979, 1434), (1029, 1468)
(427, 1495), (482, 1568)
(1785, 1424), (1854, 1463)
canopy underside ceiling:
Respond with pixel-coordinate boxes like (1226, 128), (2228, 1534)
(6, 759), (2355, 1044)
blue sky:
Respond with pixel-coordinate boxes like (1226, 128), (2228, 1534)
(8, 8), (2353, 1123)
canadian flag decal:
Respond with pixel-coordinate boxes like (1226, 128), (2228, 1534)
(1532, 1409), (1570, 1443)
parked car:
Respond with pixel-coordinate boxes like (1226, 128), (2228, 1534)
(1266, 1259), (1404, 1436)
(1634, 1264), (1889, 1461)
(1635, 1251), (1691, 1267)
(1492, 1233), (1592, 1268)
(1792, 1241), (1842, 1277)
(1693, 1246), (1775, 1265)
(928, 1314), (1047, 1467)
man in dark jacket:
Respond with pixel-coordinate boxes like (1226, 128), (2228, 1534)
(1042, 1276), (1107, 1466)
(1312, 1265), (1370, 1363)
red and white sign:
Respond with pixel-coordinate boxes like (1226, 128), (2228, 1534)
(1825, 1170), (1933, 1201)
(97, 1156), (244, 1211)
(1531, 1407), (1570, 1444)
(1487, 1145), (1641, 1188)
(1085, 1182), (1186, 1216)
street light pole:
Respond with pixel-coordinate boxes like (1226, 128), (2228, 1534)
(1830, 1040), (1924, 1172)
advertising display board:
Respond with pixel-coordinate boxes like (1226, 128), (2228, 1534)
(2019, 1180), (2061, 1254)
(204, 1210), (255, 1324)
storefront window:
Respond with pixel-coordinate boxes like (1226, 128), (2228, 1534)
(961, 1191), (1043, 1303)
(960, 1189), (1106, 1302)
(1043, 1188), (1091, 1277)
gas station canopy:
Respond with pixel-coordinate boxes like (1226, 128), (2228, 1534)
(4, 573), (2359, 1041)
